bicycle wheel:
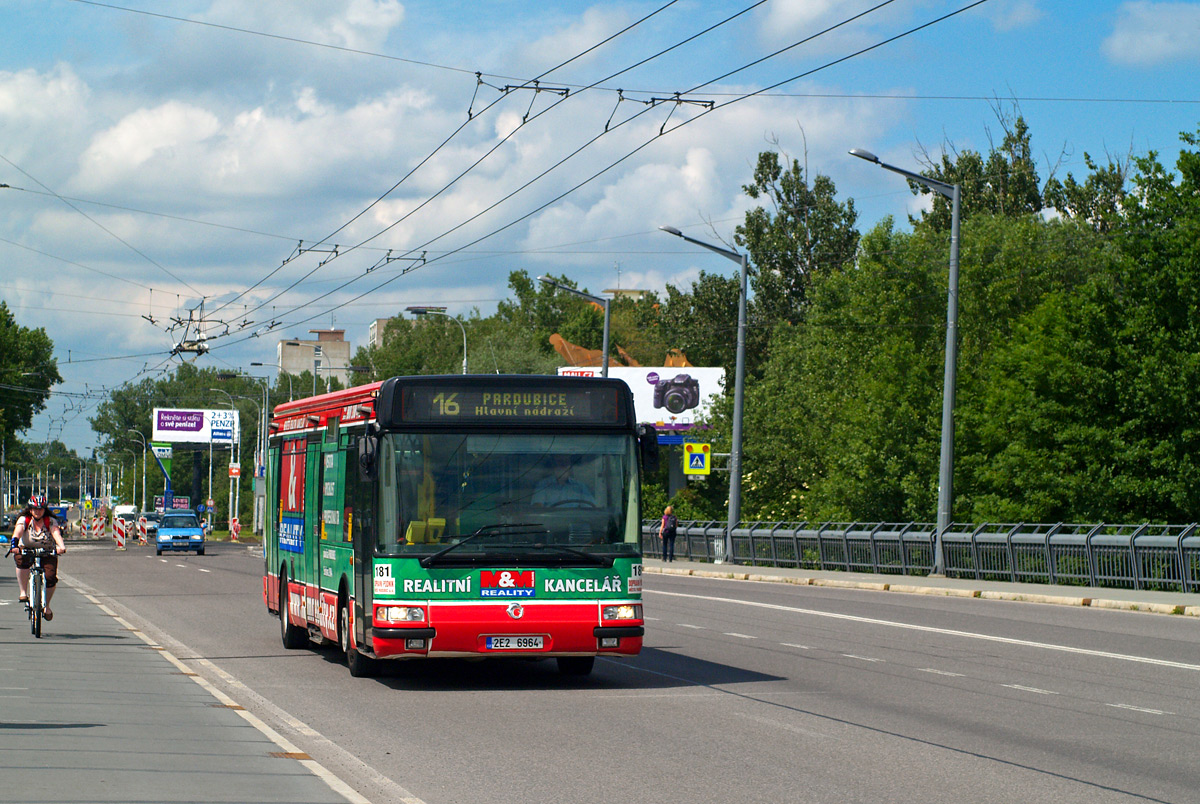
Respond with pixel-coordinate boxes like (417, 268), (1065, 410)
(30, 572), (43, 638)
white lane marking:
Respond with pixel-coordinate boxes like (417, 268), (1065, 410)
(1107, 703), (1172, 715)
(198, 568), (212, 573)
(677, 623), (705, 629)
(647, 589), (1200, 671)
(176, 564), (187, 568)
(920, 668), (965, 677)
(644, 616), (661, 621)
(842, 654), (882, 662)
(1003, 684), (1058, 695)
(724, 632), (757, 639)
(781, 643), (810, 650)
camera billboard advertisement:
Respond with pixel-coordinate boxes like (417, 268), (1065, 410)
(152, 408), (240, 444)
(557, 366), (726, 430)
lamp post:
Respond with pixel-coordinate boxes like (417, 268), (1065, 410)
(657, 226), (747, 565)
(406, 306), (468, 374)
(251, 360), (294, 402)
(849, 147), (960, 576)
(535, 277), (610, 378)
(126, 429), (147, 513)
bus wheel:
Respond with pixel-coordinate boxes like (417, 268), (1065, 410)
(279, 572), (307, 649)
(556, 656), (595, 676)
(340, 600), (377, 678)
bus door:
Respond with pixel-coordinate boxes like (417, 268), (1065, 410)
(348, 428), (379, 653)
(302, 435), (322, 623)
(264, 440), (281, 609)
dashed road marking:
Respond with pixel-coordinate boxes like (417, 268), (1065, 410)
(1003, 684), (1058, 695)
(1107, 703), (1172, 715)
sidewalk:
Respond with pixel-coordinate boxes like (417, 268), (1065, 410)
(642, 558), (1200, 616)
(0, 570), (361, 804)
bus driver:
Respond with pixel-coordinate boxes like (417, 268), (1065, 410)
(532, 454), (594, 508)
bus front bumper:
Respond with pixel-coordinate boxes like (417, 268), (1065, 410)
(370, 602), (643, 659)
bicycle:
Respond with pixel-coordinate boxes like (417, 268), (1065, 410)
(6, 544), (56, 638)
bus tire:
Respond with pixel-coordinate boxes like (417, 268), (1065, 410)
(279, 571), (307, 649)
(341, 599), (377, 678)
(556, 656), (594, 676)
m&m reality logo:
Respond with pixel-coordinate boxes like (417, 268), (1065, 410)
(480, 570), (536, 598)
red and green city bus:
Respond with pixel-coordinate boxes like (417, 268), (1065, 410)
(263, 374), (659, 677)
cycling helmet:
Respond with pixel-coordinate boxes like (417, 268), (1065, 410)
(28, 493), (48, 509)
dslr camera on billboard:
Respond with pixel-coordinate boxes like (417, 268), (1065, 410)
(653, 374), (701, 415)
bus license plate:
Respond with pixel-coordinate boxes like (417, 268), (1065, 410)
(486, 636), (543, 650)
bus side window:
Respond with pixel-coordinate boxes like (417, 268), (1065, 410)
(344, 445), (376, 552)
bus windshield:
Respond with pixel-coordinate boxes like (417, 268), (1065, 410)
(377, 432), (640, 561)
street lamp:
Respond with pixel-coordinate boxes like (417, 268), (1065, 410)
(126, 429), (147, 513)
(535, 277), (610, 378)
(251, 360), (293, 401)
(406, 306), (468, 374)
(849, 147), (960, 576)
(657, 226), (747, 565)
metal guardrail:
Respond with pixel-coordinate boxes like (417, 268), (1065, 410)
(641, 520), (1200, 594)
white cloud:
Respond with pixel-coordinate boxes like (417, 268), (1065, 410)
(0, 65), (92, 179)
(77, 101), (222, 189)
(201, 0), (405, 51)
(517, 7), (631, 73)
(1103, 1), (1200, 66)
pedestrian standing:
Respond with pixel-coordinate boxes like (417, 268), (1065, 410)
(659, 505), (677, 562)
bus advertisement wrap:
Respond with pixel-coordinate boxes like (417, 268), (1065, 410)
(280, 438), (306, 553)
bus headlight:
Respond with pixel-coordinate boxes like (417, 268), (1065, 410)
(377, 605), (426, 623)
(602, 604), (641, 621)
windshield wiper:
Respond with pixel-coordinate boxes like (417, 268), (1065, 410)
(510, 542), (614, 567)
(419, 523), (549, 567)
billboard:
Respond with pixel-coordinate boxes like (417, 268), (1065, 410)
(152, 408), (240, 444)
(557, 366), (726, 430)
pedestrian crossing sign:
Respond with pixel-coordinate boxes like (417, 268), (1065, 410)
(683, 442), (711, 475)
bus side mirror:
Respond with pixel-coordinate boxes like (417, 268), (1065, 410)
(357, 431), (379, 480)
(637, 424), (659, 474)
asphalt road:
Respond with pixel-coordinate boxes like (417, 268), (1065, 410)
(46, 540), (1200, 804)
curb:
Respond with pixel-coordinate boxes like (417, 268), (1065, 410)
(645, 566), (1200, 617)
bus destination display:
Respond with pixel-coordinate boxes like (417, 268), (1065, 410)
(401, 386), (621, 424)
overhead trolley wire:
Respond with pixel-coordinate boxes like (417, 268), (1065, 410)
(208, 0), (689, 323)
(211, 2), (772, 335)
(276, 1), (994, 344)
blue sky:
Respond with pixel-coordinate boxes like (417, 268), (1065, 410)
(2, 0), (1199, 453)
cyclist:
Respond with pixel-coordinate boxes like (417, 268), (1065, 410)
(10, 493), (67, 620)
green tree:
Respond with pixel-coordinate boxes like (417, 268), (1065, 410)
(736, 150), (859, 325)
(1043, 151), (1130, 234)
(0, 302), (61, 457)
(915, 114), (1046, 230)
